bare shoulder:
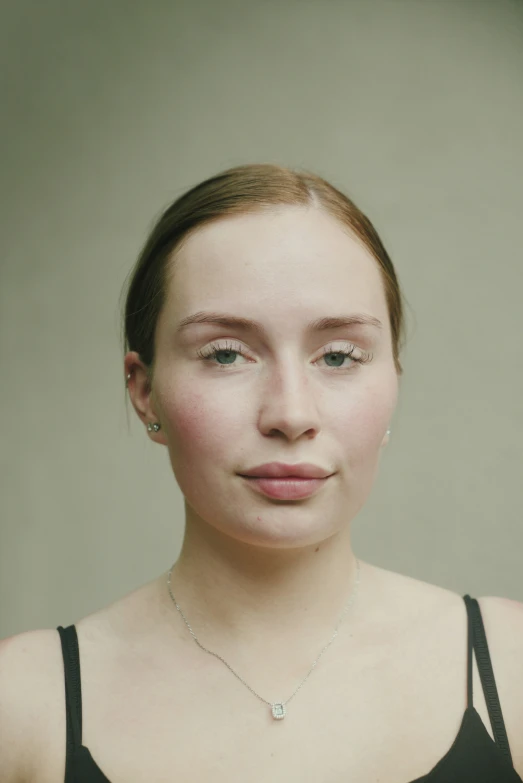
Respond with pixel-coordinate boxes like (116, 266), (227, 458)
(474, 594), (523, 777)
(474, 593), (523, 653)
(0, 585), (157, 783)
(472, 594), (523, 703)
(0, 628), (65, 783)
(416, 584), (523, 777)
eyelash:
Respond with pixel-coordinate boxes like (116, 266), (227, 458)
(196, 341), (373, 372)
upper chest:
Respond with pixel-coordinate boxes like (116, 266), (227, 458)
(37, 592), (515, 783)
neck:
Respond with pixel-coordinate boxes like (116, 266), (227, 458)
(161, 517), (382, 671)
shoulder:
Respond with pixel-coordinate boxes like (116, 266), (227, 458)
(0, 627), (63, 699)
(476, 595), (523, 777)
(476, 593), (523, 627)
(0, 628), (64, 782)
(475, 594), (523, 670)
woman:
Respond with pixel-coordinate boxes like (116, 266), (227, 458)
(2, 164), (522, 782)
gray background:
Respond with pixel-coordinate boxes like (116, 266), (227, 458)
(1, 0), (522, 637)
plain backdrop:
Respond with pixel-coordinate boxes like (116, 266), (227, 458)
(1, 0), (522, 638)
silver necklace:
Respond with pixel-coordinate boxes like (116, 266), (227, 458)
(167, 556), (361, 720)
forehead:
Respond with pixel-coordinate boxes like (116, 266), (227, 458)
(173, 206), (374, 270)
(164, 206), (387, 323)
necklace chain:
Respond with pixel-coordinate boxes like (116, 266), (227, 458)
(166, 556), (361, 719)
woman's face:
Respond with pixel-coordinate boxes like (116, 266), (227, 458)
(144, 205), (399, 548)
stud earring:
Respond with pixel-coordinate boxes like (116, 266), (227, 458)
(127, 373), (160, 432)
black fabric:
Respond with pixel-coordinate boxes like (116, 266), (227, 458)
(56, 594), (522, 782)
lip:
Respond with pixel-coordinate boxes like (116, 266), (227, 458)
(241, 475), (330, 500)
(239, 461), (333, 479)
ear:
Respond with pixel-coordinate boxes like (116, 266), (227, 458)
(124, 354), (167, 445)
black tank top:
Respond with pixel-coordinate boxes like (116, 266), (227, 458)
(56, 595), (522, 782)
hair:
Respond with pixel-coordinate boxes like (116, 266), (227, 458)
(120, 163), (412, 423)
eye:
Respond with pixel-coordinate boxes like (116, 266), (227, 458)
(197, 341), (373, 371)
(319, 344), (372, 369)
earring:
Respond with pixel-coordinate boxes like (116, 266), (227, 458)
(386, 429), (391, 436)
(127, 373), (160, 432)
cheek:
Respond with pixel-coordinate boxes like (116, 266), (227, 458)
(163, 389), (241, 467)
(337, 383), (396, 447)
(169, 395), (209, 446)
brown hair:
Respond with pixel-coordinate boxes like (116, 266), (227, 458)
(120, 163), (412, 418)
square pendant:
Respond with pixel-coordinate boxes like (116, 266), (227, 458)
(271, 702), (286, 720)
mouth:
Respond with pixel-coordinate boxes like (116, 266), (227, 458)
(239, 475), (331, 500)
(238, 462), (332, 479)
(239, 475), (325, 479)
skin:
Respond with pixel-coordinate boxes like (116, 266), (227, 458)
(125, 204), (399, 669)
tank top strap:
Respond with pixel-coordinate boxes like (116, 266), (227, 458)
(462, 595), (513, 766)
(56, 625), (83, 775)
(463, 594), (474, 710)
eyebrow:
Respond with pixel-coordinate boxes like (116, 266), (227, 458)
(176, 311), (383, 336)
